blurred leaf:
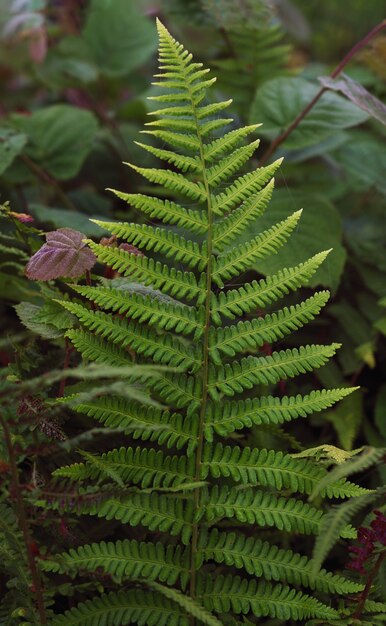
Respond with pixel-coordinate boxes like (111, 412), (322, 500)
(250, 77), (369, 149)
(10, 105), (99, 180)
(29, 204), (109, 237)
(246, 190), (346, 290)
(333, 131), (386, 196)
(15, 302), (63, 339)
(324, 391), (363, 451)
(0, 129), (27, 175)
(83, 0), (157, 77)
(25, 228), (97, 281)
(375, 385), (386, 438)
(320, 73), (386, 126)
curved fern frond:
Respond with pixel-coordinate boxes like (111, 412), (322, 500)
(92, 221), (207, 271)
(41, 540), (190, 588)
(64, 330), (131, 367)
(212, 250), (330, 323)
(200, 529), (363, 595)
(108, 191), (208, 235)
(209, 292), (330, 363)
(86, 241), (205, 302)
(198, 575), (339, 621)
(205, 388), (357, 439)
(54, 447), (194, 489)
(73, 285), (202, 338)
(207, 139), (260, 187)
(210, 344), (340, 397)
(59, 301), (199, 369)
(68, 395), (196, 450)
(201, 444), (369, 498)
(126, 163), (207, 202)
(213, 210), (302, 286)
(203, 123), (261, 161)
(49, 589), (189, 626)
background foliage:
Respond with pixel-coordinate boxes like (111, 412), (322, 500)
(0, 1), (385, 624)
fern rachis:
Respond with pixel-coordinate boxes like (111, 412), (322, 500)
(42, 20), (365, 626)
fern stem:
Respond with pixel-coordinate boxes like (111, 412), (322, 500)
(259, 19), (386, 165)
(0, 413), (47, 624)
(188, 81), (215, 616)
(352, 551), (385, 619)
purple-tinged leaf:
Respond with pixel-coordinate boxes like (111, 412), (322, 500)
(25, 228), (96, 281)
(320, 74), (386, 126)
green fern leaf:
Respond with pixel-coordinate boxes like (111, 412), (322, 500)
(212, 250), (330, 323)
(213, 209), (302, 286)
(49, 589), (189, 626)
(209, 292), (330, 363)
(147, 581), (226, 626)
(108, 191), (208, 234)
(210, 344), (340, 397)
(92, 221), (207, 271)
(41, 540), (190, 588)
(200, 529), (363, 595)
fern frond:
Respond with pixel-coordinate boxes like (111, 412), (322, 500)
(209, 292), (330, 363)
(204, 486), (326, 535)
(141, 128), (200, 152)
(87, 241), (205, 302)
(212, 251), (330, 323)
(77, 492), (193, 545)
(207, 139), (260, 186)
(134, 142), (202, 173)
(41, 540), (190, 588)
(210, 344), (340, 397)
(213, 177), (276, 250)
(108, 191), (208, 235)
(204, 124), (261, 161)
(152, 373), (202, 417)
(200, 529), (363, 595)
(92, 221), (206, 271)
(148, 580), (225, 626)
(205, 388), (357, 439)
(198, 575), (339, 621)
(211, 160), (284, 215)
(49, 589), (189, 626)
(213, 210), (302, 286)
(126, 163), (206, 202)
(73, 285), (202, 338)
(54, 447), (194, 489)
(201, 444), (369, 498)
(64, 330), (131, 367)
(59, 301), (199, 369)
(68, 396), (195, 450)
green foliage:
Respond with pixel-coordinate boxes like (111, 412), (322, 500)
(36, 22), (373, 625)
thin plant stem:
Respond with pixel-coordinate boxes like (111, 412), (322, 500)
(353, 551), (385, 619)
(259, 20), (386, 165)
(0, 413), (47, 624)
(57, 337), (72, 398)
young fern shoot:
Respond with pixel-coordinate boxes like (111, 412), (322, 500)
(42, 20), (368, 626)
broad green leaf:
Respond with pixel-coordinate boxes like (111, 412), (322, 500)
(0, 129), (27, 175)
(10, 105), (99, 180)
(244, 190), (346, 290)
(83, 0), (157, 77)
(15, 302), (64, 339)
(250, 77), (369, 149)
(333, 131), (386, 196)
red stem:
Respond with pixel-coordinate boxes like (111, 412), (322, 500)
(353, 551), (385, 619)
(259, 20), (386, 165)
(0, 413), (47, 624)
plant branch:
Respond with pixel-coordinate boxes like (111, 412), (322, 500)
(0, 412), (47, 624)
(259, 19), (386, 165)
(353, 551), (385, 619)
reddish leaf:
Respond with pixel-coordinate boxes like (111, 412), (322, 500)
(320, 74), (386, 126)
(25, 228), (96, 281)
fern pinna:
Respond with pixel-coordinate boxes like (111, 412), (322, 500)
(42, 21), (368, 626)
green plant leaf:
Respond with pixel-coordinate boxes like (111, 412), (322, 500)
(10, 105), (99, 180)
(83, 0), (157, 77)
(0, 129), (27, 175)
(29, 204), (109, 237)
(250, 77), (369, 150)
(320, 73), (386, 126)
